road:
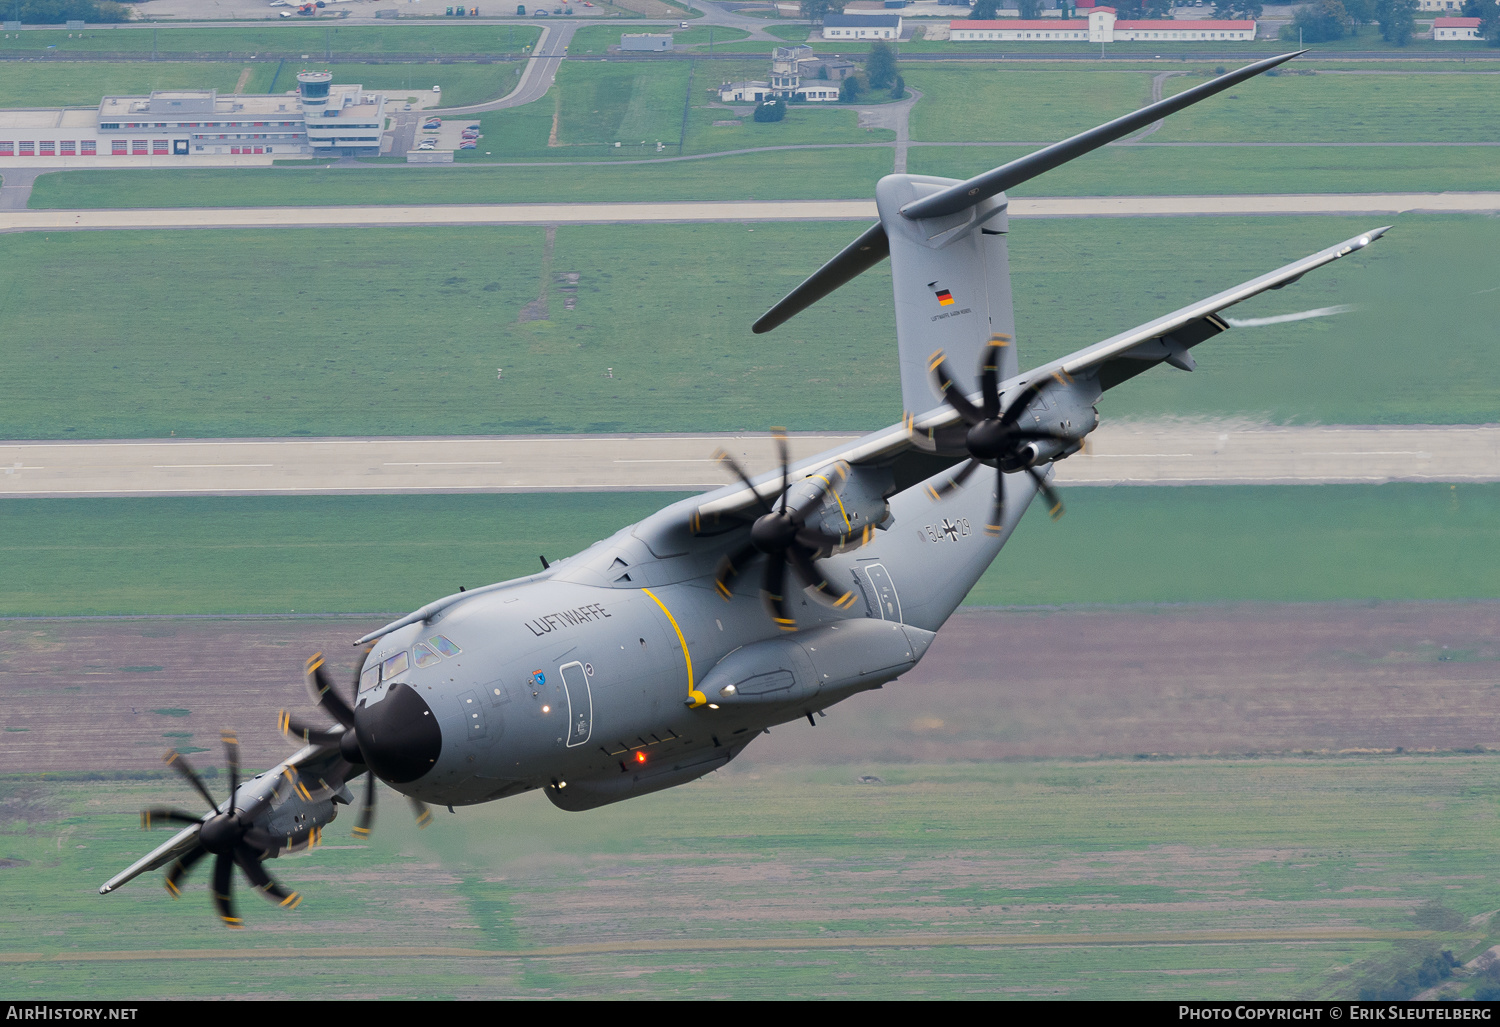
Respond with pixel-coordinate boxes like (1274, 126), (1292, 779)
(4, 192), (1498, 234)
(1, 423), (1493, 497)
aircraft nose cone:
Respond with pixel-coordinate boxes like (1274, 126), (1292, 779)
(354, 683), (443, 784)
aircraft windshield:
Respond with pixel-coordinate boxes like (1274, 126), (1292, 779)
(428, 635), (461, 658)
(412, 642), (441, 669)
(382, 651), (409, 680)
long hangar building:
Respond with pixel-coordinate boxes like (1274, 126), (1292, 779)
(0, 71), (384, 160)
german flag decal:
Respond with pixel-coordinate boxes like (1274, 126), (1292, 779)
(930, 282), (955, 307)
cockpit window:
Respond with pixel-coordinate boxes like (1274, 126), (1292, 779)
(359, 663), (380, 693)
(428, 634), (461, 658)
(382, 651), (410, 680)
(412, 642), (441, 669)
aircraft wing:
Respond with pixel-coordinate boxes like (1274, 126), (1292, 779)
(98, 743), (346, 895)
(693, 226), (1387, 522)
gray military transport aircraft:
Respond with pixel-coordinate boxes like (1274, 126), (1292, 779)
(103, 50), (1387, 926)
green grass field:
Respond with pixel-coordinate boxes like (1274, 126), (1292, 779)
(24, 148), (896, 207)
(29, 140), (1500, 208)
(905, 65), (1500, 143)
(452, 58), (889, 161)
(1157, 70), (1500, 143)
(907, 143), (1500, 196)
(1, 484), (1495, 617)
(0, 24), (542, 57)
(0, 216), (1494, 440)
(566, 24), (750, 53)
(4, 756), (1497, 998)
(0, 62), (283, 108)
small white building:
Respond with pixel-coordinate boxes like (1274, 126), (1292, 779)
(1418, 0), (1464, 10)
(719, 45), (843, 102)
(621, 33), (673, 51)
(821, 13), (902, 39)
(1433, 15), (1482, 37)
(951, 7), (1256, 42)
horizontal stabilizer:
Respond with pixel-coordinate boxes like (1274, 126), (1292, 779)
(752, 222), (889, 335)
(900, 50), (1305, 222)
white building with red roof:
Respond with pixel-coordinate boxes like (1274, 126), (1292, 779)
(1433, 16), (1482, 38)
(951, 7), (1256, 42)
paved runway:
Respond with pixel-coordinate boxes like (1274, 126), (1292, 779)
(1, 423), (1493, 497)
(3, 192), (1497, 234)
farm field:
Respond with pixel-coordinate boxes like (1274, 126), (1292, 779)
(3, 754), (1497, 999)
(0, 24), (542, 57)
(5, 602), (1500, 772)
(0, 216), (1494, 440)
(24, 148), (896, 207)
(1, 483), (1496, 617)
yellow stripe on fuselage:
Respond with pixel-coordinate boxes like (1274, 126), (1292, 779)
(641, 588), (703, 707)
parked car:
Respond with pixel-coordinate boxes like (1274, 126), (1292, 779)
(533, 8), (548, 14)
(458, 141), (477, 149)
(423, 119), (442, 129)
(417, 140), (438, 150)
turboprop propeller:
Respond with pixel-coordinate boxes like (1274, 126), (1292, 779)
(141, 733), (305, 927)
(710, 430), (873, 631)
(926, 335), (1080, 534)
(280, 650), (434, 837)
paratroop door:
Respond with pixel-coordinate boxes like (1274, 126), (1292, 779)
(559, 660), (593, 747)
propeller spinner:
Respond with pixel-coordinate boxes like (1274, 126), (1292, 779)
(142, 733), (304, 928)
(926, 335), (1081, 534)
(709, 430), (871, 631)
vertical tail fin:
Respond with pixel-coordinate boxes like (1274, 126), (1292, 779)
(877, 174), (1018, 414)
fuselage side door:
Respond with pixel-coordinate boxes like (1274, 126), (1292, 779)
(559, 660), (594, 748)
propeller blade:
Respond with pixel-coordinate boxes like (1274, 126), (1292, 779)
(211, 852), (242, 929)
(714, 542), (759, 601)
(164, 844), (207, 898)
(761, 556), (795, 632)
(929, 350), (985, 426)
(241, 826), (275, 852)
(713, 448), (775, 517)
(221, 730), (240, 810)
(788, 547), (858, 610)
(305, 652), (356, 729)
(924, 457), (980, 501)
(985, 468), (1007, 537)
(979, 334), (1010, 420)
(162, 749), (219, 816)
(235, 845), (303, 910)
(408, 795), (433, 830)
(276, 710), (343, 747)
(1027, 466), (1065, 521)
(141, 807), (204, 831)
(773, 427), (790, 514)
(353, 769), (377, 839)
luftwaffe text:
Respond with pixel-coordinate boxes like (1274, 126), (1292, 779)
(525, 604), (612, 637)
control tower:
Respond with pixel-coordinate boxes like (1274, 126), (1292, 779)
(297, 71), (333, 110)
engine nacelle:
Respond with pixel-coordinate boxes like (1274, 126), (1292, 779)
(787, 462), (894, 545)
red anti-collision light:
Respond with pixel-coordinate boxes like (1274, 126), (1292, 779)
(635, 752), (647, 764)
